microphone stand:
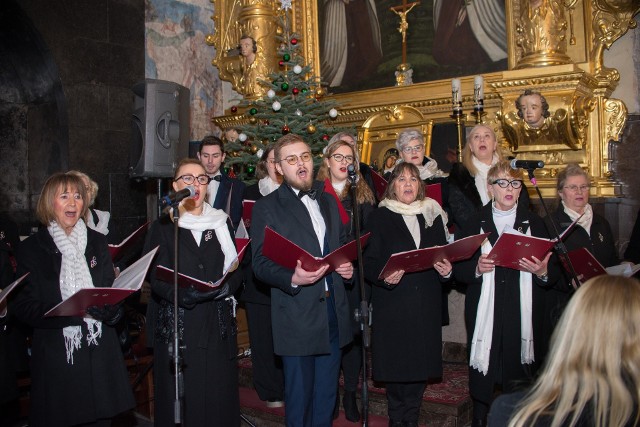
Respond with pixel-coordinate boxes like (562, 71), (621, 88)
(524, 168), (581, 288)
(170, 202), (184, 424)
(348, 169), (371, 427)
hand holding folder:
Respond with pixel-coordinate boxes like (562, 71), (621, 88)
(262, 226), (370, 272)
(378, 232), (489, 280)
(566, 247), (640, 283)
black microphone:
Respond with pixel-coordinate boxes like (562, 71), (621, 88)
(159, 186), (195, 208)
(510, 158), (545, 170)
(347, 164), (357, 183)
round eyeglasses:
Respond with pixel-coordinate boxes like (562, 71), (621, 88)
(491, 179), (524, 189)
(401, 144), (424, 154)
(174, 174), (210, 185)
(330, 154), (354, 164)
(563, 184), (590, 193)
(280, 152), (312, 165)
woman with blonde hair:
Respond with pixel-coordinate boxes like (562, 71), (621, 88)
(489, 275), (640, 427)
(67, 170), (111, 236)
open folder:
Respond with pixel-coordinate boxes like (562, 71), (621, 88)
(487, 216), (581, 271)
(378, 232), (489, 280)
(45, 246), (159, 317)
(0, 273), (29, 317)
(108, 221), (150, 262)
(262, 227), (371, 272)
(567, 247), (640, 282)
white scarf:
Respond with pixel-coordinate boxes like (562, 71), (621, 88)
(48, 220), (102, 364)
(86, 208), (110, 236)
(471, 154), (498, 205)
(417, 158), (448, 181)
(379, 198), (449, 240)
(176, 203), (238, 272)
(469, 202), (534, 375)
(562, 201), (593, 236)
(258, 176), (280, 197)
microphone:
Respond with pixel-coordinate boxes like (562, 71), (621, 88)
(510, 158), (545, 170)
(158, 186), (195, 208)
(347, 164), (357, 183)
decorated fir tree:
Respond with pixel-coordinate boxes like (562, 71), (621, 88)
(224, 1), (344, 183)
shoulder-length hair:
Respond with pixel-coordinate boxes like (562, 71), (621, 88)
(36, 172), (89, 225)
(508, 275), (640, 427)
(462, 124), (504, 176)
(316, 140), (375, 205)
(383, 162), (425, 202)
(255, 145), (276, 180)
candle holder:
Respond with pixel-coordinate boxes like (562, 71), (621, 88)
(450, 106), (466, 162)
(471, 99), (487, 124)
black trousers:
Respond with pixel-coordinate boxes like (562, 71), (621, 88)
(385, 381), (426, 423)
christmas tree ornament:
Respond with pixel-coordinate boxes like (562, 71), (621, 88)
(267, 89), (276, 98)
(283, 53), (290, 62)
(276, 26), (284, 35)
(264, 119), (270, 125)
(292, 87), (299, 95)
(295, 109), (302, 116)
(307, 124), (317, 134)
(249, 117), (257, 124)
(249, 108), (258, 115)
(322, 134), (329, 141)
(301, 88), (308, 93)
(291, 38), (298, 45)
(293, 65), (302, 74)
(279, 60), (285, 67)
(231, 105), (238, 113)
(262, 139), (269, 146)
(329, 108), (338, 118)
(282, 124), (290, 134)
(272, 101), (281, 111)
(315, 87), (325, 97)
(247, 164), (256, 175)
(238, 133), (248, 142)
(250, 145), (258, 154)
(281, 82), (289, 91)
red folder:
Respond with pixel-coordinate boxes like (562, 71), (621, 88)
(425, 183), (442, 207)
(0, 273), (29, 317)
(371, 170), (388, 200)
(108, 221), (150, 262)
(378, 232), (489, 280)
(44, 246), (159, 317)
(242, 200), (255, 229)
(566, 247), (607, 282)
(262, 227), (370, 272)
(155, 238), (250, 292)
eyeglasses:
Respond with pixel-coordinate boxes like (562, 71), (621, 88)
(266, 159), (276, 165)
(174, 174), (210, 185)
(491, 179), (524, 189)
(401, 144), (424, 154)
(280, 152), (312, 165)
(564, 184), (590, 193)
(330, 154), (354, 164)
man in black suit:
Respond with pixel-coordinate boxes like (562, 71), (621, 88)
(250, 134), (354, 427)
(197, 135), (245, 231)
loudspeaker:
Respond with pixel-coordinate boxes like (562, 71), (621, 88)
(130, 79), (190, 178)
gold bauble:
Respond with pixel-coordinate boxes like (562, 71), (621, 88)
(250, 145), (258, 154)
(276, 27), (283, 36)
(262, 139), (269, 146)
(315, 87), (325, 97)
(307, 124), (317, 134)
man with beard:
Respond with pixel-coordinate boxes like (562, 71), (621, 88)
(250, 134), (354, 427)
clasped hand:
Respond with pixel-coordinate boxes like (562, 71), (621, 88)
(291, 260), (353, 286)
(86, 303), (123, 326)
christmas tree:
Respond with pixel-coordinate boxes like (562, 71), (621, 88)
(224, 0), (344, 182)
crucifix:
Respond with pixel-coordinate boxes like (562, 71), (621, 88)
(390, 0), (420, 65)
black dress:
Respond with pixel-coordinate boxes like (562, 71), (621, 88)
(12, 227), (134, 426)
(144, 215), (243, 427)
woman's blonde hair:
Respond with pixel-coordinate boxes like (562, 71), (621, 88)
(508, 275), (640, 427)
(462, 124), (504, 176)
(316, 139), (375, 205)
(67, 170), (98, 206)
(36, 172), (89, 225)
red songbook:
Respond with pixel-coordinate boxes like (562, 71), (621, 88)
(242, 200), (255, 229)
(0, 273), (29, 317)
(425, 183), (442, 207)
(262, 226), (370, 272)
(378, 232), (489, 280)
(371, 170), (388, 200)
(108, 221), (150, 262)
(566, 247), (607, 282)
(44, 246), (159, 317)
(155, 239), (250, 292)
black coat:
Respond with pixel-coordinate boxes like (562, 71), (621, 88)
(144, 215), (243, 427)
(250, 181), (353, 356)
(456, 203), (557, 404)
(211, 172), (246, 232)
(363, 207), (448, 382)
(11, 227), (134, 426)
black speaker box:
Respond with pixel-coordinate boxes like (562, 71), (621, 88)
(130, 79), (190, 178)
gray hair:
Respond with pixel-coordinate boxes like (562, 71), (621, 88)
(395, 128), (424, 152)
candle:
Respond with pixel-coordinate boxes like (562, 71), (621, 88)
(451, 78), (461, 110)
(474, 75), (484, 102)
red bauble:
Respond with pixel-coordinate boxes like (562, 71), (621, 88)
(264, 119), (270, 125)
(279, 60), (285, 67)
(291, 38), (298, 45)
(230, 106), (238, 113)
(322, 134), (329, 141)
(282, 125), (291, 135)
(292, 87), (300, 95)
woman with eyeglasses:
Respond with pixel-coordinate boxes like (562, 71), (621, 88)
(316, 138), (376, 422)
(144, 158), (243, 426)
(455, 160), (557, 427)
(363, 162), (452, 427)
(239, 145), (286, 409)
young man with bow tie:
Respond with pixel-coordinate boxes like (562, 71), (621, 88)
(250, 134), (354, 427)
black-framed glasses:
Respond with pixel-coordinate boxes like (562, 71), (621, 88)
(330, 153), (354, 164)
(491, 179), (523, 189)
(401, 144), (424, 153)
(280, 152), (312, 165)
(174, 174), (210, 185)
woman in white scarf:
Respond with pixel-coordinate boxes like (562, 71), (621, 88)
(456, 161), (555, 427)
(363, 162), (452, 426)
(11, 172), (134, 426)
(144, 158), (243, 426)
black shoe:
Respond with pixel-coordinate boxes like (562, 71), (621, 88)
(342, 390), (360, 422)
(333, 392), (340, 420)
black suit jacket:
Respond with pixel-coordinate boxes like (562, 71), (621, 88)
(250, 181), (352, 356)
(211, 172), (246, 232)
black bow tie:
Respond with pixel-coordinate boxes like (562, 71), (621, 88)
(298, 189), (317, 200)
(212, 175), (221, 182)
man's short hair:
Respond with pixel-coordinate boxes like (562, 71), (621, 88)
(199, 135), (224, 154)
(273, 134), (307, 162)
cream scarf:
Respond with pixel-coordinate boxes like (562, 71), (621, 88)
(417, 158), (448, 181)
(562, 201), (593, 236)
(86, 208), (110, 236)
(469, 202), (534, 375)
(49, 220), (102, 364)
(471, 154), (499, 205)
(176, 203), (238, 272)
(258, 176), (280, 197)
(379, 198), (449, 240)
